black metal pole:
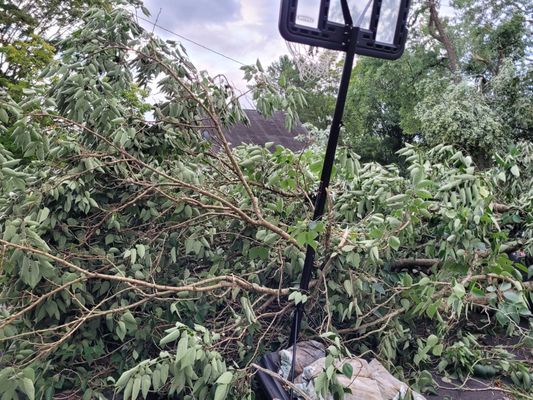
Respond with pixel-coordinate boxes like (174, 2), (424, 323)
(287, 37), (357, 388)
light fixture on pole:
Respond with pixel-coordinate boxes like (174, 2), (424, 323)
(258, 1), (412, 398)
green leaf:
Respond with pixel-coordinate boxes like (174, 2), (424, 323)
(343, 280), (353, 297)
(22, 368), (35, 381)
(413, 353), (423, 366)
(432, 344), (444, 356)
(180, 347), (196, 368)
(256, 59), (264, 72)
(342, 363), (353, 379)
(348, 253), (361, 268)
(21, 378), (35, 400)
(499, 282), (512, 291)
(503, 290), (521, 303)
(326, 364), (335, 379)
(264, 232), (278, 244)
(314, 372), (327, 395)
(289, 291), (304, 305)
(116, 321), (126, 341)
(0, 108), (8, 124)
(2, 224), (16, 241)
(124, 378), (134, 400)
(160, 363), (169, 384)
(116, 367), (137, 388)
(240, 296), (257, 323)
(136, 244), (146, 259)
(418, 277), (431, 286)
(21, 257), (41, 288)
(132, 376), (141, 400)
(152, 368), (161, 391)
(160, 329), (181, 346)
(370, 246), (380, 262)
(452, 283), (466, 298)
(83, 389), (93, 400)
(470, 286), (485, 297)
(386, 194), (408, 204)
(141, 374), (151, 399)
(426, 302), (439, 318)
(249, 246), (269, 260)
(105, 234), (114, 245)
(214, 384), (228, 400)
(38, 207), (50, 223)
(426, 335), (439, 348)
(203, 364), (213, 383)
(388, 236), (401, 250)
(122, 311), (137, 328)
(216, 371), (233, 385)
(176, 335), (188, 356)
(130, 248), (137, 264)
(341, 245), (355, 252)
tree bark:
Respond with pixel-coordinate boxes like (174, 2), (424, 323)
(427, 0), (460, 81)
(392, 258), (439, 270)
(493, 202), (511, 213)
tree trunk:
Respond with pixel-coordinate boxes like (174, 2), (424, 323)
(427, 0), (460, 81)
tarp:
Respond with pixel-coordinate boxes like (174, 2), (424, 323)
(257, 341), (426, 400)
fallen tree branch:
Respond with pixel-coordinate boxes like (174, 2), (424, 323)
(0, 240), (290, 297)
(30, 112), (302, 249)
(391, 245), (529, 270)
(337, 307), (406, 335)
(492, 202), (512, 213)
(435, 382), (531, 399)
(0, 276), (85, 330)
(391, 258), (439, 270)
(338, 272), (533, 336)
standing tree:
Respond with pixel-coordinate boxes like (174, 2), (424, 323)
(342, 0), (532, 163)
(0, 0), (144, 98)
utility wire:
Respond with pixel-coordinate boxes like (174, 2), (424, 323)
(137, 3), (457, 66)
(136, 15), (247, 66)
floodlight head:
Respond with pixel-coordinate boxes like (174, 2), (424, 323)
(279, 0), (411, 59)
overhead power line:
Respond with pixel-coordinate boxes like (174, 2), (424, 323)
(136, 15), (247, 66)
(137, 2), (458, 67)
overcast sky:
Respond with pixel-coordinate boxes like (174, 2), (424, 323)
(137, 1), (454, 103)
(139, 0), (286, 101)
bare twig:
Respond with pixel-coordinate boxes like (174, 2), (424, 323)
(250, 363), (313, 400)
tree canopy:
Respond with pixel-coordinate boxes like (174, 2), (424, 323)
(266, 55), (339, 130)
(272, 0), (532, 163)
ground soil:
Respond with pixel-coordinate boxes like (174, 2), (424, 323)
(427, 375), (516, 400)
(426, 318), (532, 400)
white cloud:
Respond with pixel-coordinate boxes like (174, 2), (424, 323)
(140, 0), (288, 94)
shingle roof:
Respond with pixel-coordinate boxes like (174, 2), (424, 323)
(221, 110), (308, 152)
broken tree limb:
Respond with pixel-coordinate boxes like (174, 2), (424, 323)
(391, 258), (439, 270)
(492, 202), (512, 213)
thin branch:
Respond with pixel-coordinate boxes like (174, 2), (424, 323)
(0, 240), (290, 297)
(250, 363), (313, 400)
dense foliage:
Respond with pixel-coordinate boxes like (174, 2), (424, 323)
(270, 0), (532, 164)
(0, 0), (131, 97)
(0, 1), (531, 400)
(266, 55), (339, 131)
